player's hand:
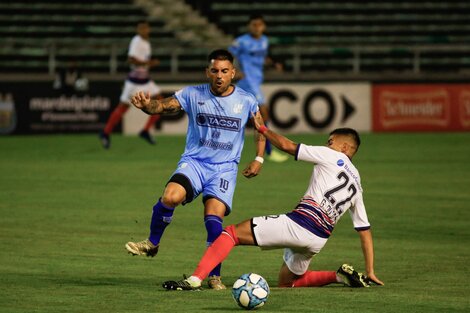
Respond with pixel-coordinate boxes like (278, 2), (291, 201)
(365, 273), (384, 286)
(131, 91), (151, 110)
(242, 160), (262, 178)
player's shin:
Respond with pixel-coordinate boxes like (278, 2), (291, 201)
(149, 198), (175, 245)
(104, 105), (129, 134)
(205, 215), (224, 277)
(192, 224), (239, 280)
(143, 114), (160, 131)
(292, 271), (337, 287)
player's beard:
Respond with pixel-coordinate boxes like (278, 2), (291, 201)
(212, 79), (230, 96)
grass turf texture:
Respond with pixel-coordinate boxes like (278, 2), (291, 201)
(0, 133), (469, 313)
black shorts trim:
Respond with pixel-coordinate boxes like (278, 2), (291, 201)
(202, 195), (231, 216)
(355, 226), (371, 232)
(250, 218), (259, 246)
(167, 173), (194, 204)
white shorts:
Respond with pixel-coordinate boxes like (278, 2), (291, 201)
(252, 214), (328, 275)
(119, 80), (161, 104)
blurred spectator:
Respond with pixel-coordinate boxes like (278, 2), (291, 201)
(53, 61), (88, 95)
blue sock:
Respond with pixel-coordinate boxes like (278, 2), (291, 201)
(148, 198), (175, 245)
(264, 121), (272, 155)
(265, 139), (272, 155)
(205, 214), (223, 277)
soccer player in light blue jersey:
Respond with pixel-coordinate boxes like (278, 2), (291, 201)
(229, 14), (287, 162)
(125, 49), (266, 290)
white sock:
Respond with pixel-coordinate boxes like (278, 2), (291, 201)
(188, 276), (202, 285)
(336, 274), (344, 283)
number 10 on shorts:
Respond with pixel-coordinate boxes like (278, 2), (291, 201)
(219, 178), (229, 193)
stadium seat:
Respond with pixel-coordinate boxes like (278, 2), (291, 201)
(0, 0), (176, 74)
(1, 0), (470, 75)
(187, 0), (470, 74)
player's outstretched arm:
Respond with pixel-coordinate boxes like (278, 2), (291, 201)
(358, 229), (384, 286)
(251, 112), (297, 156)
(131, 91), (181, 115)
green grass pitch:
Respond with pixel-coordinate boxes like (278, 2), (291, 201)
(1, 132), (469, 313)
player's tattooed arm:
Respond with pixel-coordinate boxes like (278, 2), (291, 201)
(131, 91), (181, 115)
(254, 111), (266, 144)
(254, 130), (265, 143)
(148, 97), (181, 114)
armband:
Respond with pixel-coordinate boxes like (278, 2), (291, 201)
(254, 156), (264, 164)
(258, 125), (268, 134)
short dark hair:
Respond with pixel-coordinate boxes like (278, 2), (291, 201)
(249, 14), (265, 23)
(330, 128), (361, 148)
(207, 49), (234, 64)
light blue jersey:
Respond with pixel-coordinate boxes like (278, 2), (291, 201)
(174, 84), (259, 164)
(229, 34), (269, 104)
(172, 84), (259, 212)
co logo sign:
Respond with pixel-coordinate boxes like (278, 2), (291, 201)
(268, 89), (357, 130)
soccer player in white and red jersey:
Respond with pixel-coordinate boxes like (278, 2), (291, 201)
(99, 20), (161, 149)
(163, 122), (384, 290)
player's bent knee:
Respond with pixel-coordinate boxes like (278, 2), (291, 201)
(223, 225), (239, 245)
(161, 182), (187, 207)
(277, 281), (294, 288)
(277, 273), (296, 288)
(161, 193), (184, 208)
(233, 221), (255, 245)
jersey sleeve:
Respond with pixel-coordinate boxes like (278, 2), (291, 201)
(295, 144), (336, 164)
(248, 94), (260, 114)
(173, 87), (190, 112)
(349, 192), (371, 231)
(228, 38), (242, 59)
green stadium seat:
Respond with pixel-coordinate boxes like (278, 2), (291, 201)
(2, 0), (470, 74)
(184, 0), (470, 74)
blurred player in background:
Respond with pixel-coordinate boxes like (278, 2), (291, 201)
(162, 125), (384, 290)
(126, 49), (266, 290)
(99, 20), (161, 149)
(229, 14), (287, 162)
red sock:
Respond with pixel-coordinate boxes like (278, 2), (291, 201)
(104, 104), (129, 134)
(292, 271), (337, 287)
(193, 225), (239, 280)
(143, 114), (160, 131)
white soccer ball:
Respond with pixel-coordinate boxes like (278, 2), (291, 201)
(232, 273), (270, 310)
